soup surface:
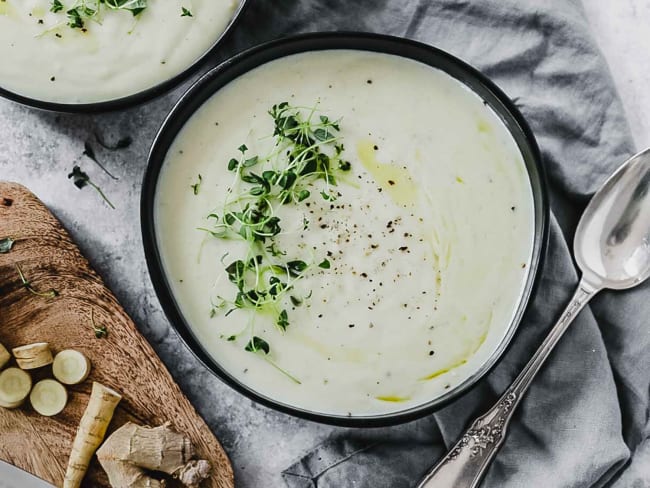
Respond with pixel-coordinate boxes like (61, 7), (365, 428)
(155, 50), (535, 416)
(0, 0), (238, 103)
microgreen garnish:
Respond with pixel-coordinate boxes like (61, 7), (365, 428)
(15, 264), (58, 299)
(90, 308), (108, 338)
(50, 0), (64, 13)
(0, 238), (15, 254)
(181, 6), (192, 16)
(203, 102), (352, 382)
(66, 8), (85, 28)
(245, 335), (301, 383)
(63, 0), (147, 30)
(83, 142), (118, 180)
(68, 166), (116, 209)
(245, 336), (269, 355)
(191, 174), (202, 195)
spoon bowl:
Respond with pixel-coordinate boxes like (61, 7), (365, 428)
(575, 148), (650, 289)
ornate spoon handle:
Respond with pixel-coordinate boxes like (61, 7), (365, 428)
(417, 279), (599, 488)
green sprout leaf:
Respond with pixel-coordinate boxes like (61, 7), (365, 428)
(15, 264), (58, 299)
(50, 0), (64, 13)
(245, 336), (270, 355)
(66, 8), (85, 29)
(0, 238), (15, 254)
(191, 174), (202, 195)
(286, 260), (308, 277)
(90, 308), (108, 339)
(277, 309), (290, 330)
(68, 166), (115, 209)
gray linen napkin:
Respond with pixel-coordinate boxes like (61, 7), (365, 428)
(217, 1), (650, 487)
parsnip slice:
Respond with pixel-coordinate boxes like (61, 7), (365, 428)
(0, 343), (10, 370)
(12, 342), (53, 370)
(0, 367), (32, 408)
(30, 379), (68, 416)
(53, 350), (91, 385)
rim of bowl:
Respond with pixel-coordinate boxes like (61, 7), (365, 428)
(141, 31), (550, 427)
(0, 0), (249, 113)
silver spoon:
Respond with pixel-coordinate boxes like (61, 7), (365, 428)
(417, 148), (650, 488)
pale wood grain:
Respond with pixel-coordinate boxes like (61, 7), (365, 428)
(0, 182), (234, 488)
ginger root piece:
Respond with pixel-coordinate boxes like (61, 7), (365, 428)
(0, 343), (10, 370)
(12, 342), (53, 370)
(30, 379), (68, 416)
(53, 349), (91, 385)
(0, 367), (32, 409)
(96, 422), (212, 488)
(64, 382), (122, 488)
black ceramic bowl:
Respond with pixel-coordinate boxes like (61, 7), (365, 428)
(142, 32), (549, 427)
(0, 0), (248, 113)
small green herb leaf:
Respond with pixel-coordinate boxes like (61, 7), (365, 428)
(245, 336), (270, 355)
(286, 260), (308, 277)
(277, 309), (290, 330)
(68, 166), (116, 209)
(191, 174), (202, 195)
(90, 308), (108, 339)
(50, 0), (63, 13)
(66, 8), (84, 29)
(243, 156), (259, 168)
(313, 128), (330, 141)
(104, 0), (147, 16)
(0, 238), (15, 254)
(318, 259), (331, 269)
(68, 166), (89, 190)
(181, 6), (193, 16)
(225, 260), (246, 286)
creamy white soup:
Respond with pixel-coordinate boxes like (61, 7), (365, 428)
(155, 50), (535, 416)
(0, 0), (238, 103)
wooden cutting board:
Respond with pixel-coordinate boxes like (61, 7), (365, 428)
(0, 182), (234, 488)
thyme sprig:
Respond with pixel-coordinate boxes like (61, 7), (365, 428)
(203, 102), (351, 381)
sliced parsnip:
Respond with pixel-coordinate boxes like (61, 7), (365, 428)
(0, 367), (32, 409)
(0, 343), (10, 370)
(30, 379), (68, 416)
(12, 342), (53, 370)
(64, 382), (122, 488)
(53, 350), (91, 385)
